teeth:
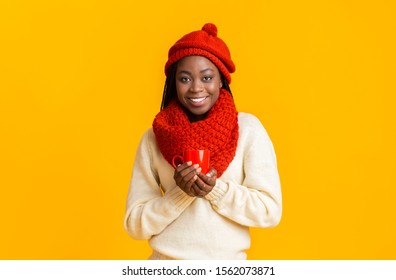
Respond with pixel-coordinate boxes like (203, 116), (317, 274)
(190, 97), (206, 103)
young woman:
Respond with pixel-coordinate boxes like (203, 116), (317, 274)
(124, 23), (282, 260)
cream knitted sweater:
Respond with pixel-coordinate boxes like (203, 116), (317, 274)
(124, 113), (282, 259)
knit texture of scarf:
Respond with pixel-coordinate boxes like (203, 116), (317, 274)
(152, 89), (239, 177)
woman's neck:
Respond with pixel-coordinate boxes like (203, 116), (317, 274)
(186, 110), (208, 123)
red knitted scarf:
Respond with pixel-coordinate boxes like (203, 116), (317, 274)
(152, 89), (239, 177)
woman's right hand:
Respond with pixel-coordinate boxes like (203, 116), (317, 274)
(173, 161), (201, 197)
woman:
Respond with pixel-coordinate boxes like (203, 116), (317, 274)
(124, 23), (282, 260)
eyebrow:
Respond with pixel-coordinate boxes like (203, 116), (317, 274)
(177, 68), (215, 75)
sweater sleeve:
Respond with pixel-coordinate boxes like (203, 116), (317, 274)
(124, 129), (196, 240)
(204, 114), (282, 228)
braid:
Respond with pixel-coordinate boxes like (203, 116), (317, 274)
(221, 75), (232, 97)
(161, 63), (178, 110)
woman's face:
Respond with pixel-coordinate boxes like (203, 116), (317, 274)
(175, 56), (222, 122)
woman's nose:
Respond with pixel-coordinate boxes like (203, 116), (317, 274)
(190, 79), (204, 92)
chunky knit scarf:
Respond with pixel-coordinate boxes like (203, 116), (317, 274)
(152, 89), (239, 177)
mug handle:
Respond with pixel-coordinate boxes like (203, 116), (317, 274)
(172, 155), (184, 169)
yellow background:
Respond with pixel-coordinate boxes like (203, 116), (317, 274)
(1, 0), (395, 259)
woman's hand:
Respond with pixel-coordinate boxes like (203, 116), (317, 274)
(173, 161), (201, 197)
(191, 168), (217, 198)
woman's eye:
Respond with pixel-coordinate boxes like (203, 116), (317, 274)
(180, 77), (190, 83)
(203, 76), (213, 81)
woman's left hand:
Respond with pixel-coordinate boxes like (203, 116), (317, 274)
(191, 168), (217, 197)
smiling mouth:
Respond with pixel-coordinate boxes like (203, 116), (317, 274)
(188, 96), (208, 103)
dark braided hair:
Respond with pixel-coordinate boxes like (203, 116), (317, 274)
(160, 61), (233, 110)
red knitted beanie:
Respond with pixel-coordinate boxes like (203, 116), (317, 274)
(165, 23), (235, 83)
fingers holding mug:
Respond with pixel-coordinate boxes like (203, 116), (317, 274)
(173, 162), (201, 196)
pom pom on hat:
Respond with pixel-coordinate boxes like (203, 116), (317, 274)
(165, 23), (235, 83)
(202, 23), (217, 36)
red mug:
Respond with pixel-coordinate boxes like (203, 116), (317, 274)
(172, 149), (210, 174)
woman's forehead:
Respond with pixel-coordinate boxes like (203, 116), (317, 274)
(176, 56), (218, 73)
